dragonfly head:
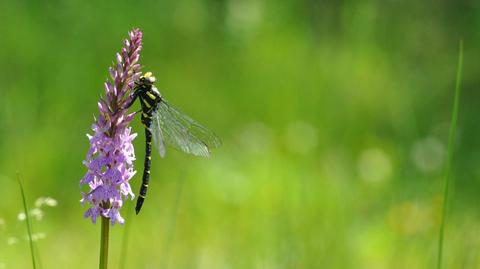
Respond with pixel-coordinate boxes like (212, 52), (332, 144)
(137, 72), (156, 87)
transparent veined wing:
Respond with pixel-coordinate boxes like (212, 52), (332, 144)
(149, 118), (166, 158)
(150, 99), (221, 157)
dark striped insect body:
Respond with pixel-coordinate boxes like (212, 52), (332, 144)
(125, 72), (221, 214)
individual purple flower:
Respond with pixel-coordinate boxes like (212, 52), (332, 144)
(80, 29), (143, 225)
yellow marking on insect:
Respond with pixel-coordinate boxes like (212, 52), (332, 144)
(146, 170), (150, 174)
(147, 156), (151, 160)
(139, 194), (146, 198)
(142, 112), (149, 118)
(141, 98), (152, 108)
(146, 91), (156, 100)
(143, 183), (149, 187)
(144, 72), (153, 78)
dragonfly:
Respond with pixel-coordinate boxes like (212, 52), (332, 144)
(124, 72), (221, 214)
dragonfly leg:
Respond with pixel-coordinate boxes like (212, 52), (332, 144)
(122, 91), (138, 109)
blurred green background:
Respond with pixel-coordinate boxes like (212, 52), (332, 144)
(0, 0), (480, 268)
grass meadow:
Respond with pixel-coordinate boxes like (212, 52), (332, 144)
(0, 1), (480, 268)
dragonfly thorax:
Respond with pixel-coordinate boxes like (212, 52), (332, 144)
(135, 72), (162, 97)
(152, 86), (161, 96)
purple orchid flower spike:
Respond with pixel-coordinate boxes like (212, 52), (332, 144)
(80, 29), (143, 225)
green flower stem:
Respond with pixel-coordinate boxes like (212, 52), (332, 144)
(99, 216), (110, 269)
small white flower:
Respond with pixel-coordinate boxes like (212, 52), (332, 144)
(35, 197), (45, 208)
(44, 197), (58, 207)
(29, 232), (46, 241)
(30, 208), (44, 221)
(35, 197), (58, 207)
(17, 212), (26, 221)
(18, 208), (45, 221)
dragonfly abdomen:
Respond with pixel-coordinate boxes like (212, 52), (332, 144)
(135, 86), (161, 214)
(135, 128), (153, 214)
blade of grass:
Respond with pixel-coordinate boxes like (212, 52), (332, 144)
(437, 39), (464, 269)
(16, 172), (37, 269)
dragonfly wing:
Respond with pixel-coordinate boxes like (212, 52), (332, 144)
(151, 99), (221, 157)
(149, 116), (166, 158)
